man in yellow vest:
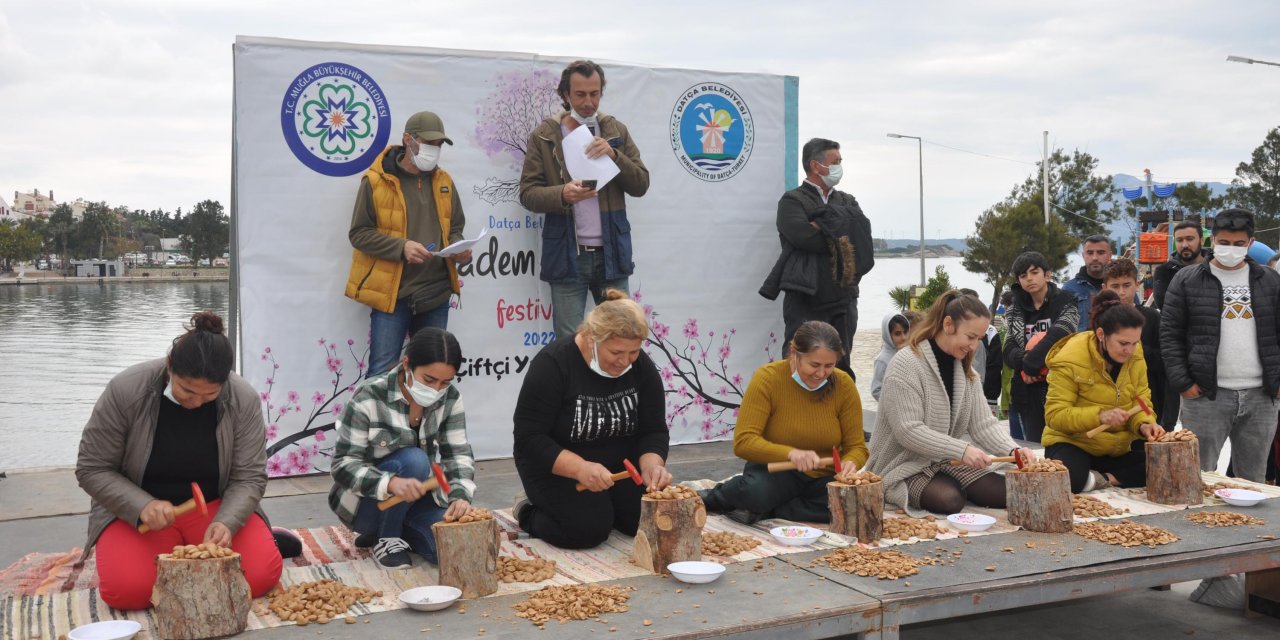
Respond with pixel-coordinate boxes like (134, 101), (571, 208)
(345, 111), (471, 377)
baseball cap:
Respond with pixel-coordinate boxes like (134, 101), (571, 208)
(404, 111), (453, 145)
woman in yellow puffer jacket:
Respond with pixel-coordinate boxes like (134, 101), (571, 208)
(1044, 290), (1165, 493)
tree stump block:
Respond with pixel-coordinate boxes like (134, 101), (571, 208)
(632, 495), (706, 574)
(432, 517), (499, 598)
(1006, 469), (1073, 533)
(150, 554), (251, 639)
(827, 481), (883, 544)
(1146, 440), (1203, 505)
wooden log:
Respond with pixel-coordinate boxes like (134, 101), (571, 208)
(432, 517), (499, 598)
(631, 495), (706, 574)
(150, 554), (251, 639)
(1006, 469), (1073, 533)
(826, 481), (883, 544)
(1145, 440), (1203, 505)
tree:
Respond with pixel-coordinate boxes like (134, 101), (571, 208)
(0, 221), (43, 272)
(75, 201), (118, 259)
(1225, 126), (1280, 248)
(914, 266), (954, 311)
(1008, 148), (1117, 238)
(1171, 182), (1222, 215)
(472, 68), (562, 204)
(181, 199), (229, 265)
(964, 198), (1077, 309)
(46, 204), (75, 273)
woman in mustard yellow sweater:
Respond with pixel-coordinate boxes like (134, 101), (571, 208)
(1044, 290), (1164, 493)
(699, 321), (867, 524)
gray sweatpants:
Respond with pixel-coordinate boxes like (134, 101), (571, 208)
(1179, 387), (1279, 482)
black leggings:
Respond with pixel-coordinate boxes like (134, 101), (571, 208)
(1045, 440), (1146, 493)
(917, 473), (1007, 515)
(704, 462), (833, 523)
(516, 471), (645, 549)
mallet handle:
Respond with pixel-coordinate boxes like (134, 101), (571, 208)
(767, 457), (834, 473)
(138, 497), (198, 534)
(575, 471), (632, 492)
(950, 455), (1016, 466)
(377, 477), (441, 511)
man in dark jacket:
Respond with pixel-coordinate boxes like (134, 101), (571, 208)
(1061, 234), (1113, 321)
(1003, 251), (1081, 444)
(761, 138), (873, 377)
(1160, 208), (1280, 482)
(1103, 259), (1173, 429)
(1152, 220), (1210, 310)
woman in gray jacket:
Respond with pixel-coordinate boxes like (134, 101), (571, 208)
(75, 311), (281, 610)
(864, 291), (1034, 516)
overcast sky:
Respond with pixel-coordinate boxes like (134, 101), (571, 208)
(2, 0), (1277, 239)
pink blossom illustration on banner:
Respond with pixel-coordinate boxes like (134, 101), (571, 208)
(635, 289), (778, 440)
(260, 335), (370, 476)
(472, 67), (561, 205)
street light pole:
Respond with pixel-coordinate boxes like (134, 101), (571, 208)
(1227, 55), (1280, 68)
(887, 133), (925, 285)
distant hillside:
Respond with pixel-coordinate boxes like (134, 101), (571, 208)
(879, 238), (970, 252)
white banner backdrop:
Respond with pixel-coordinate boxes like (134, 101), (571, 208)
(232, 37), (797, 476)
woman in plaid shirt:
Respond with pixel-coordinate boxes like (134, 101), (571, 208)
(328, 328), (477, 569)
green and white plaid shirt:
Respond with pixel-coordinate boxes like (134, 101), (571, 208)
(328, 364), (475, 526)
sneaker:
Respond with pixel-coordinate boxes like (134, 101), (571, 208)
(353, 532), (378, 549)
(1086, 470), (1112, 492)
(513, 491), (531, 521)
(725, 509), (764, 526)
(372, 537), (412, 569)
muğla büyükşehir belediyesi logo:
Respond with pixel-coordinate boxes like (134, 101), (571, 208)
(280, 61), (391, 177)
(670, 82), (754, 182)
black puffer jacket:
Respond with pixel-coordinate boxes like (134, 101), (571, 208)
(1159, 260), (1280, 399)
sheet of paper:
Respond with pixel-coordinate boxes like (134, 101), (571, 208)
(561, 124), (620, 189)
(434, 226), (488, 257)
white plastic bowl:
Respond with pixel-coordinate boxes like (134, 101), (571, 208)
(1215, 488), (1266, 507)
(667, 561), (726, 584)
(399, 585), (463, 612)
(769, 525), (823, 547)
(947, 513), (996, 532)
(67, 620), (142, 640)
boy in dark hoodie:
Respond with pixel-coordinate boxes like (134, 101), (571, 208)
(1003, 251), (1081, 443)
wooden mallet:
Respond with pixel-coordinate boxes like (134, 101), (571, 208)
(139, 482), (207, 534)
(1086, 405), (1144, 438)
(767, 457), (834, 473)
(575, 458), (643, 491)
(377, 463), (451, 511)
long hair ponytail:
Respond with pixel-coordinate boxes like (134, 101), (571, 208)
(907, 290), (992, 379)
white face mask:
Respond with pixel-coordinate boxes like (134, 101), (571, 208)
(1215, 244), (1249, 268)
(819, 162), (842, 187)
(410, 140), (441, 171)
(403, 369), (444, 407)
(590, 340), (631, 379)
(570, 108), (598, 131)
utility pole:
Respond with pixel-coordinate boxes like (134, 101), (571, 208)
(1042, 132), (1050, 224)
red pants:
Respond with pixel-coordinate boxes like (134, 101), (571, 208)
(95, 499), (283, 610)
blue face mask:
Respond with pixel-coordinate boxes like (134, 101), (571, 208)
(791, 370), (829, 392)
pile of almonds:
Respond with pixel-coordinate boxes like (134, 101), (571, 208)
(1074, 520), (1179, 547)
(702, 530), (761, 556)
(1186, 511), (1266, 528)
(1072, 495), (1127, 518)
(816, 547), (936, 580)
(164, 542), (235, 560)
(445, 507), (494, 523)
(1153, 430), (1197, 443)
(1203, 481), (1249, 497)
(882, 516), (946, 541)
(267, 579), (381, 626)
(1014, 459), (1068, 473)
(511, 584), (632, 627)
(498, 556), (557, 583)
(646, 484), (699, 500)
(834, 469), (882, 485)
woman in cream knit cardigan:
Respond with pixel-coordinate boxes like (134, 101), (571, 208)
(864, 291), (1035, 516)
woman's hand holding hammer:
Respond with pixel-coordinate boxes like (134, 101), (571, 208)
(139, 499), (176, 532)
(787, 449), (823, 473)
(388, 476), (428, 503)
